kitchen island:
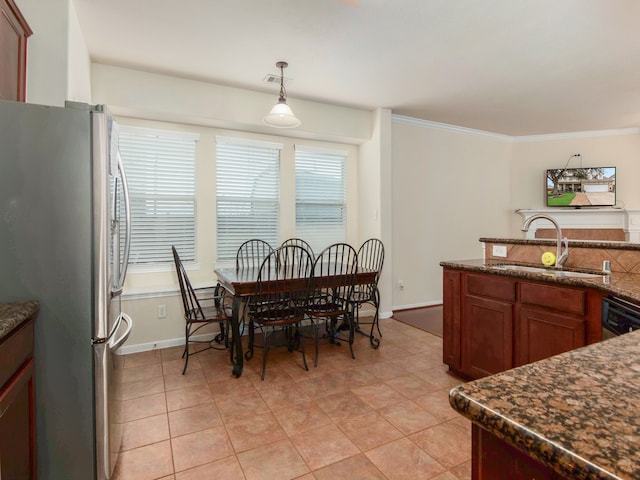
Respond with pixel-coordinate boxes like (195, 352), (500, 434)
(449, 329), (640, 479)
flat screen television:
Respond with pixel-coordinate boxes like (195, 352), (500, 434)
(546, 167), (616, 207)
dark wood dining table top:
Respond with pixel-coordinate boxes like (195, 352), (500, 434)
(214, 264), (377, 296)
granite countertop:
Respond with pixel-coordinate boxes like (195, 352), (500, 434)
(480, 237), (640, 251)
(449, 330), (640, 479)
(0, 301), (40, 341)
(440, 258), (640, 305)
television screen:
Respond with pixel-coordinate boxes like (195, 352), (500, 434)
(546, 167), (616, 207)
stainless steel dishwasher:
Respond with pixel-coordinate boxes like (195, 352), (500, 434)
(601, 296), (640, 340)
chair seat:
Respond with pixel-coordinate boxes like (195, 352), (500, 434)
(253, 308), (304, 325)
(306, 302), (348, 317)
(349, 289), (374, 303)
(185, 304), (231, 322)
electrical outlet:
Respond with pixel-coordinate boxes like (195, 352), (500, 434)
(492, 245), (508, 258)
(158, 304), (167, 318)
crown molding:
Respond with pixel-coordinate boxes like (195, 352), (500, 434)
(512, 127), (640, 142)
(391, 114), (512, 142)
(391, 114), (640, 142)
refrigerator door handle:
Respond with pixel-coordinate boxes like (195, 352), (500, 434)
(110, 312), (133, 352)
(112, 151), (131, 297)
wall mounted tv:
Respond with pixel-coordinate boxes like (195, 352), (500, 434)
(546, 167), (616, 208)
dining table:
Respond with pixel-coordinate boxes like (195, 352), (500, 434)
(214, 265), (378, 377)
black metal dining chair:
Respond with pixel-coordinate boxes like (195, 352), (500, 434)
(305, 243), (358, 366)
(172, 246), (232, 374)
(236, 239), (275, 269)
(280, 238), (315, 260)
(349, 238), (385, 348)
(245, 245), (314, 380)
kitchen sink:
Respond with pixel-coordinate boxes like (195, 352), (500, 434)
(491, 264), (603, 278)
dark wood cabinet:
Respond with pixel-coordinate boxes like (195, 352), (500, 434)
(0, 0), (32, 101)
(473, 424), (570, 480)
(462, 295), (514, 378)
(0, 317), (36, 479)
(516, 305), (585, 366)
(443, 268), (602, 380)
(442, 269), (462, 369)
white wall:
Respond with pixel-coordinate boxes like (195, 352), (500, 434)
(66, 0), (91, 102)
(91, 64), (371, 145)
(359, 108), (393, 318)
(391, 117), (513, 308)
(509, 130), (640, 234)
(15, 0), (91, 106)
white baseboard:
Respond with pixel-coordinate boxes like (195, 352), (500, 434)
(119, 307), (396, 355)
(117, 332), (215, 355)
(392, 300), (442, 312)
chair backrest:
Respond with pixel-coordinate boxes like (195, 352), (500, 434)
(172, 245), (204, 320)
(253, 245), (314, 321)
(280, 238), (315, 260)
(358, 238), (385, 284)
(236, 239), (275, 269)
(312, 243), (358, 304)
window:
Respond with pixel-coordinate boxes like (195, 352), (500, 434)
(118, 126), (198, 265)
(295, 146), (347, 252)
(216, 137), (281, 261)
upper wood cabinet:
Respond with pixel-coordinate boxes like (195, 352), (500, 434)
(0, 0), (32, 101)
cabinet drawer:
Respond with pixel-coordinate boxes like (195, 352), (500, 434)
(0, 320), (34, 390)
(520, 282), (585, 315)
(466, 273), (516, 301)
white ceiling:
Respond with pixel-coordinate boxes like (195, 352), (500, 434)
(72, 0), (640, 136)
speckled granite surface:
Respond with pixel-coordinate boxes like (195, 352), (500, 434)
(449, 330), (640, 479)
(439, 258), (640, 305)
(0, 301), (39, 341)
(480, 237), (640, 250)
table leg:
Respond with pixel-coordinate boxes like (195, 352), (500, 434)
(231, 295), (244, 377)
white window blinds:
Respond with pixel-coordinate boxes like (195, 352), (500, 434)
(118, 126), (198, 265)
(295, 146), (347, 252)
(216, 137), (281, 260)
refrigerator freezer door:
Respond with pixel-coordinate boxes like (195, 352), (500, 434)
(92, 106), (134, 479)
(95, 306), (132, 480)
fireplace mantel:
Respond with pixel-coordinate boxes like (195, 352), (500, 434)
(516, 208), (640, 243)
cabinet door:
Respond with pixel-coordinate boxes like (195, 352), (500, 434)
(442, 269), (462, 369)
(0, 0), (32, 101)
(462, 295), (513, 379)
(473, 425), (568, 480)
(0, 359), (35, 480)
(517, 305), (585, 366)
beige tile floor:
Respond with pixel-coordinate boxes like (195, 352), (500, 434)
(113, 317), (472, 480)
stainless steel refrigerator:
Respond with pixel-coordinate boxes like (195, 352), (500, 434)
(0, 98), (133, 479)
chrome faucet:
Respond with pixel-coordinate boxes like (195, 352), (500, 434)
(521, 214), (569, 269)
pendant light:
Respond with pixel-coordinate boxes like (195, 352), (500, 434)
(263, 61), (301, 128)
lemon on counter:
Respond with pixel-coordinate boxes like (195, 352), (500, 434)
(541, 251), (556, 267)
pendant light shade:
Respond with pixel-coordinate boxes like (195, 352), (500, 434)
(263, 61), (301, 128)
